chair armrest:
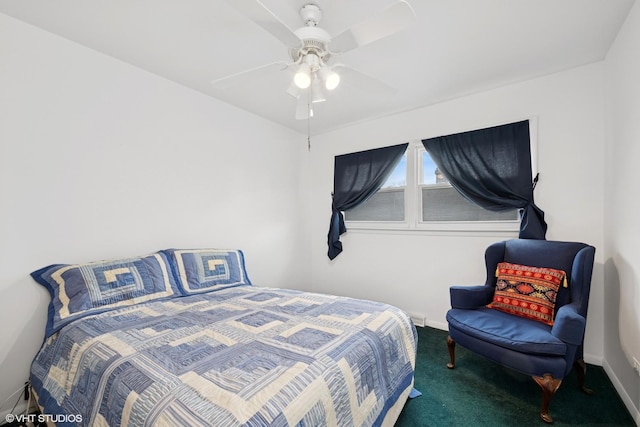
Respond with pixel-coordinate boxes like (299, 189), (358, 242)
(450, 285), (494, 309)
(551, 303), (586, 345)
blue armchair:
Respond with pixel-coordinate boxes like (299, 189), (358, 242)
(446, 239), (595, 423)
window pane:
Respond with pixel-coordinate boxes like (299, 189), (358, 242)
(344, 154), (406, 222)
(345, 189), (405, 221)
(382, 155), (406, 188)
(422, 187), (519, 221)
(422, 151), (447, 185)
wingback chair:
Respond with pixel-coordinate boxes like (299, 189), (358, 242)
(446, 239), (595, 423)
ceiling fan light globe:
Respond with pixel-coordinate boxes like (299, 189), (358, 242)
(324, 70), (340, 90)
(294, 73), (311, 89)
(294, 62), (311, 88)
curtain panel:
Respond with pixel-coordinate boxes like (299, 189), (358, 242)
(327, 143), (408, 260)
(421, 120), (547, 239)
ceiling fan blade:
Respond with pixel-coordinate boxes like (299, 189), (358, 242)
(224, 0), (301, 48)
(211, 61), (290, 89)
(333, 64), (397, 97)
(329, 0), (416, 53)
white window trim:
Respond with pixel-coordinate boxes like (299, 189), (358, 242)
(345, 117), (538, 235)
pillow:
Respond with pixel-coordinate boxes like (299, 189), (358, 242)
(487, 262), (567, 326)
(163, 249), (251, 295)
(31, 252), (179, 337)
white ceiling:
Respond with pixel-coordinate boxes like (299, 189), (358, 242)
(0, 0), (635, 135)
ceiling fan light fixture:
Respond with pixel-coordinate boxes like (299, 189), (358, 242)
(294, 62), (311, 89)
(319, 66), (340, 90)
(325, 70), (340, 90)
(311, 76), (326, 103)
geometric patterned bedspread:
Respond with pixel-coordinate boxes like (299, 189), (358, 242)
(30, 286), (417, 426)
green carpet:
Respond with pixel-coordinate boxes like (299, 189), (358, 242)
(396, 326), (635, 426)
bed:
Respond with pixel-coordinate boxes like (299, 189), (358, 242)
(29, 249), (417, 426)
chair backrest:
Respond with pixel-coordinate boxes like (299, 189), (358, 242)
(484, 239), (595, 317)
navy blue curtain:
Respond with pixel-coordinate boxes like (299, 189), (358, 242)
(421, 120), (546, 239)
(328, 143), (408, 260)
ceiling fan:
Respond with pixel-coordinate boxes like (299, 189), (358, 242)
(212, 0), (416, 120)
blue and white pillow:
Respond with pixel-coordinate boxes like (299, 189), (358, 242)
(31, 252), (179, 337)
(163, 249), (251, 295)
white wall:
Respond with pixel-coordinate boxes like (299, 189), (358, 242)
(604, 1), (640, 421)
(309, 63), (606, 362)
(0, 14), (309, 413)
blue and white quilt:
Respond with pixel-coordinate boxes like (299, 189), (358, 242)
(30, 286), (417, 426)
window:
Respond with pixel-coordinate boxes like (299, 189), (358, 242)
(345, 144), (520, 229)
(344, 155), (406, 222)
(419, 149), (519, 223)
(344, 121), (537, 233)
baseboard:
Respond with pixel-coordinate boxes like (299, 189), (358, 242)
(408, 314), (449, 331)
(584, 352), (603, 366)
(408, 312), (426, 327)
(424, 320), (448, 331)
(603, 359), (640, 426)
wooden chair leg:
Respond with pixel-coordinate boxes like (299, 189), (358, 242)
(446, 335), (455, 369)
(574, 359), (595, 395)
(533, 374), (562, 424)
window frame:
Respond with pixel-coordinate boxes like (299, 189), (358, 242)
(344, 118), (538, 234)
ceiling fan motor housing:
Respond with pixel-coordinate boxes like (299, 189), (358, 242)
(300, 4), (322, 26)
(292, 4), (332, 63)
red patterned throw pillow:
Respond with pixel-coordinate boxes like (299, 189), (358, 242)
(487, 262), (567, 326)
